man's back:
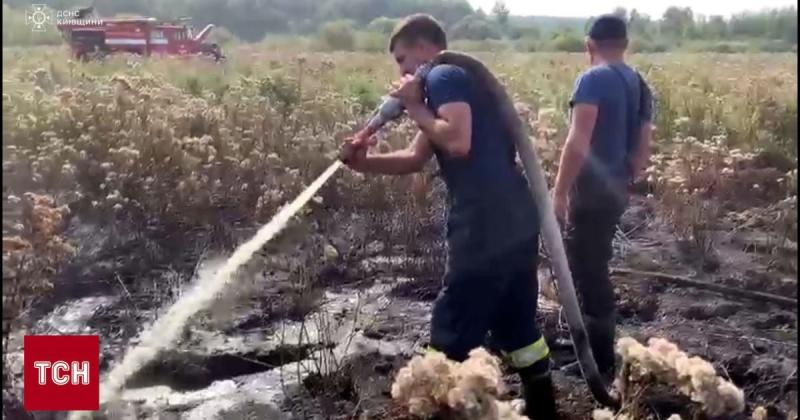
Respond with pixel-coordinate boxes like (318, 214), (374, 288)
(569, 62), (652, 207)
(425, 64), (521, 194)
(424, 64), (539, 270)
(553, 13), (655, 385)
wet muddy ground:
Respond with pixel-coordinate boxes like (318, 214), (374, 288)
(3, 196), (797, 420)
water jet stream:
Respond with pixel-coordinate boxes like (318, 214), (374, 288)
(68, 161), (342, 419)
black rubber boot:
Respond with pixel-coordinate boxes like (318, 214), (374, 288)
(584, 314), (617, 381)
(559, 314), (617, 386)
(519, 366), (559, 420)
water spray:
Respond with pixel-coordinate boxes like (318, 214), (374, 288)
(69, 162), (342, 419)
(69, 63), (416, 420)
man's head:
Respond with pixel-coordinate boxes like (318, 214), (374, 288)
(586, 15), (628, 63)
(389, 14), (447, 75)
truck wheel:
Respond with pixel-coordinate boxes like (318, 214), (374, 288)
(204, 51), (224, 62)
(90, 50), (107, 61)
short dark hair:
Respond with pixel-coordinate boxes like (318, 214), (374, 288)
(588, 15), (627, 41)
(389, 14), (447, 53)
(587, 15), (628, 50)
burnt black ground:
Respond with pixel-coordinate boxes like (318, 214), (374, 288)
(5, 194), (796, 420)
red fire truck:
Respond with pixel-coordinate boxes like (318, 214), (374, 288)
(56, 8), (224, 61)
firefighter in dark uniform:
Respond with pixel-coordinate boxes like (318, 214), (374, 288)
(552, 15), (654, 383)
(340, 14), (558, 420)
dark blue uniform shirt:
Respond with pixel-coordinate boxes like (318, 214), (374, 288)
(569, 62), (654, 209)
(424, 64), (539, 272)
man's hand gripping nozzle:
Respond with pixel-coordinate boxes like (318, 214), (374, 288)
(339, 64), (433, 165)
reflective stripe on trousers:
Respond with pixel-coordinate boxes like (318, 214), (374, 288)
(504, 336), (550, 369)
(425, 336), (550, 369)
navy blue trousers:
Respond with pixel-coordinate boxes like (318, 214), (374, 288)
(429, 236), (550, 373)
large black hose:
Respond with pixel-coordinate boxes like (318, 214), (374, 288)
(430, 51), (619, 409)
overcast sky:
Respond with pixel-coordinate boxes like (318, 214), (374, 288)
(467, 0), (797, 18)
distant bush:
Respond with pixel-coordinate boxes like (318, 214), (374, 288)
(514, 36), (540, 52)
(259, 35), (314, 51)
(356, 31), (387, 52)
(549, 32), (584, 52)
(208, 26), (240, 48)
(507, 25), (541, 41)
(629, 38), (670, 53)
(693, 42), (748, 53)
(367, 17), (399, 35)
(675, 40), (792, 53)
(449, 39), (511, 52)
(710, 43), (739, 53)
(450, 15), (502, 41)
(753, 39), (795, 52)
(319, 20), (356, 51)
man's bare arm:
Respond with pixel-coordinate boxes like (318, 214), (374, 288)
(553, 103), (598, 197)
(630, 122), (653, 180)
(352, 132), (433, 175)
(406, 102), (472, 158)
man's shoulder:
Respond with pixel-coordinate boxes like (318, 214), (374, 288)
(430, 63), (466, 74)
(577, 63), (646, 94)
(424, 63), (472, 107)
(426, 64), (469, 85)
(578, 64), (617, 82)
(571, 66), (608, 97)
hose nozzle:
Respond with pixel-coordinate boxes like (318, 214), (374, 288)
(361, 63), (434, 136)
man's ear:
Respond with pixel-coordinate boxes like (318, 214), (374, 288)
(418, 41), (440, 57)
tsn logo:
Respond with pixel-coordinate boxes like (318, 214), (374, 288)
(33, 361), (91, 385)
(24, 335), (100, 411)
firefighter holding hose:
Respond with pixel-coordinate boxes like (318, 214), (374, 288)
(339, 14), (558, 420)
(552, 15), (654, 383)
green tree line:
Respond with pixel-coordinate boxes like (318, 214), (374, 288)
(615, 6), (797, 51)
(2, 0), (797, 52)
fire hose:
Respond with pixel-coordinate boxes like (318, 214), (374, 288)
(350, 50), (619, 408)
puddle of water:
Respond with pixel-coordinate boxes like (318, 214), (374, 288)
(36, 296), (115, 334)
(109, 275), (422, 419)
(120, 364), (300, 419)
(123, 379), (239, 407)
